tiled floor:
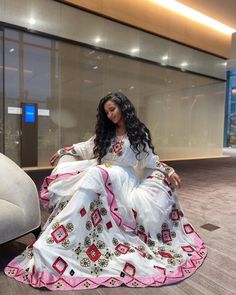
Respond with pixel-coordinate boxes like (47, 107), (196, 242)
(1, 151), (236, 294)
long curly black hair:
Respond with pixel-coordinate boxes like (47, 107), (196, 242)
(93, 92), (155, 164)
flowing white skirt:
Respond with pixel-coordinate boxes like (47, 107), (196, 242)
(5, 160), (207, 290)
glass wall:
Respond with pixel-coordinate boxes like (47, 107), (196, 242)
(225, 70), (236, 147)
(4, 29), (55, 164)
(0, 0), (226, 80)
(3, 28), (226, 166)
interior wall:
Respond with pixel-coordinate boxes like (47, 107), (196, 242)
(65, 0), (231, 58)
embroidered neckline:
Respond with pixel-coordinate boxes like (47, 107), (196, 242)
(105, 134), (126, 168)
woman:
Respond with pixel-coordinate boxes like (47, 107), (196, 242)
(5, 92), (207, 290)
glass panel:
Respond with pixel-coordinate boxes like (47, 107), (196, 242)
(4, 29), (19, 41)
(24, 33), (51, 47)
(0, 29), (3, 153)
(1, 0), (226, 80)
(4, 28), (225, 166)
(4, 28), (56, 166)
(37, 40), (59, 166)
(226, 72), (236, 147)
(4, 30), (21, 163)
(56, 43), (225, 160)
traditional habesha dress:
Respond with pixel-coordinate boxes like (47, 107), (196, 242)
(5, 135), (207, 291)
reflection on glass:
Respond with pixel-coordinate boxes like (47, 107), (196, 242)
(4, 30), (21, 163)
(3, 28), (225, 166)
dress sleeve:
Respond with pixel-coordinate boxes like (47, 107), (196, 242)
(138, 145), (175, 177)
(57, 136), (95, 160)
(72, 136), (95, 160)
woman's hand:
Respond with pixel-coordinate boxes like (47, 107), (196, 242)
(169, 172), (181, 189)
(50, 152), (60, 166)
(50, 146), (77, 166)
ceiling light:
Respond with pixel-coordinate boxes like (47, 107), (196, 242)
(180, 62), (188, 67)
(92, 65), (98, 70)
(152, 0), (236, 35)
(29, 18), (36, 25)
(95, 37), (101, 43)
(162, 55), (168, 60)
(9, 48), (15, 53)
(131, 48), (140, 53)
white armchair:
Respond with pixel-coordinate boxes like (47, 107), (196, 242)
(0, 153), (41, 244)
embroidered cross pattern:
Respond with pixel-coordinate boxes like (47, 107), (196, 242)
(86, 244), (101, 262)
(51, 225), (68, 243)
(171, 209), (180, 221)
(115, 244), (130, 254)
(161, 229), (172, 243)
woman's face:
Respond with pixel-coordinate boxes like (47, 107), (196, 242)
(104, 100), (123, 125)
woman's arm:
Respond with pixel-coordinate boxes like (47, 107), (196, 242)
(50, 136), (95, 166)
(50, 146), (79, 166)
(139, 147), (181, 188)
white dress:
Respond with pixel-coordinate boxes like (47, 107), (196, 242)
(5, 136), (207, 290)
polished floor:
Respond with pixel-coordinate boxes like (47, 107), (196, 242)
(0, 150), (236, 294)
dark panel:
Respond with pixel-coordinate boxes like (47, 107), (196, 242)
(21, 103), (38, 167)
